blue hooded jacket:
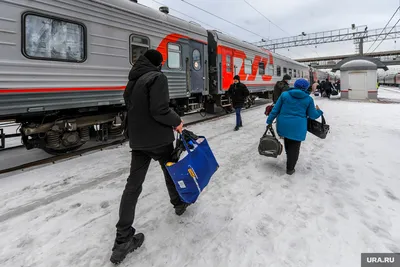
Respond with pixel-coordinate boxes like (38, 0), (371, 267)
(266, 87), (323, 141)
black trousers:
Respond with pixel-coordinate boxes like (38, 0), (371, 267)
(115, 143), (182, 243)
(284, 138), (301, 171)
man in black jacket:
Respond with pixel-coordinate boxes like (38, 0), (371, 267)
(272, 74), (291, 103)
(324, 78), (332, 98)
(228, 75), (249, 131)
(110, 50), (185, 264)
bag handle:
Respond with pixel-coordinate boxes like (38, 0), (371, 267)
(320, 114), (326, 125)
(263, 125), (277, 138)
(308, 99), (326, 125)
(178, 133), (192, 154)
(178, 133), (204, 154)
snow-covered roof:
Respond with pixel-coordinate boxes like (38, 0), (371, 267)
(340, 60), (377, 71)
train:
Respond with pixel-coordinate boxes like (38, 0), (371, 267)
(311, 69), (338, 83)
(0, 0), (332, 154)
(378, 73), (400, 87)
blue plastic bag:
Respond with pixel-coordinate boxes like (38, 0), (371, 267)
(165, 134), (219, 204)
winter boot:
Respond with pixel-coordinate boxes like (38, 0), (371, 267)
(234, 126), (239, 131)
(174, 203), (190, 216)
(110, 233), (145, 264)
(286, 169), (295, 175)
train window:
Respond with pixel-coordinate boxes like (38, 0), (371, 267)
(130, 35), (149, 65)
(277, 66), (281, 76)
(283, 67), (287, 74)
(168, 43), (181, 69)
(268, 64), (274, 76)
(259, 62), (265, 75)
(294, 69), (297, 78)
(244, 59), (252, 74)
(226, 55), (232, 72)
(192, 49), (201, 71)
(23, 14), (85, 62)
(289, 68), (292, 76)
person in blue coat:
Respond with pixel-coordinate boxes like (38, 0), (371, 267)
(266, 78), (323, 175)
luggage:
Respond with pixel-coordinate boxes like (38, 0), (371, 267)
(166, 131), (219, 204)
(258, 126), (283, 158)
(330, 91), (341, 99)
(264, 104), (274, 116)
(307, 114), (330, 139)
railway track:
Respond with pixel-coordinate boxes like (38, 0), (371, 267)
(0, 102), (266, 175)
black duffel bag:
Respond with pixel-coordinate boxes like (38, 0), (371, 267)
(307, 114), (330, 139)
(258, 126), (283, 158)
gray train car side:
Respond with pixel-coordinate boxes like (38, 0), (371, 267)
(0, 0), (208, 152)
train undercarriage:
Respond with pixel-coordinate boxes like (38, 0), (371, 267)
(12, 106), (126, 155)
(1, 91), (271, 154)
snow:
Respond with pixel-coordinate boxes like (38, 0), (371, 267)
(378, 86), (400, 102)
(1, 98), (400, 267)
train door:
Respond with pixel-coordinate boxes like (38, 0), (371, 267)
(223, 50), (234, 91)
(189, 40), (205, 94)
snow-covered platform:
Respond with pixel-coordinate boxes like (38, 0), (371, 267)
(378, 86), (400, 102)
(1, 97), (400, 267)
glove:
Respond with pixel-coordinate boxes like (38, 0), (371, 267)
(267, 124), (272, 129)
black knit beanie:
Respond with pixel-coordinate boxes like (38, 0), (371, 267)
(233, 75), (240, 81)
(144, 49), (163, 67)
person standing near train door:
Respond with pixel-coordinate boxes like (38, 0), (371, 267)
(228, 75), (250, 131)
(110, 49), (186, 264)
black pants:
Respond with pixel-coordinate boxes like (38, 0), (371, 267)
(115, 143), (182, 243)
(284, 138), (301, 171)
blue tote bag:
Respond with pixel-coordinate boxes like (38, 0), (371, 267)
(165, 134), (219, 204)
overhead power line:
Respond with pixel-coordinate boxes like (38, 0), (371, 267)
(242, 0), (319, 57)
(366, 5), (400, 53)
(371, 17), (400, 53)
(180, 0), (269, 41)
(242, 0), (290, 37)
(152, 0), (225, 33)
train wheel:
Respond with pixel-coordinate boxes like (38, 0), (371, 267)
(43, 144), (84, 155)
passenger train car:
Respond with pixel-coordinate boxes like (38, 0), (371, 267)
(378, 73), (400, 87)
(310, 68), (338, 83)
(207, 30), (309, 110)
(0, 0), (309, 153)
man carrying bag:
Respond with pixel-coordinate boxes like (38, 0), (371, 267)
(110, 50), (187, 264)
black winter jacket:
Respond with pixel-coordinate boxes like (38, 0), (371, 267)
(227, 82), (249, 108)
(272, 80), (289, 103)
(123, 56), (181, 150)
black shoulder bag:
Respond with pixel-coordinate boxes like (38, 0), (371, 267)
(258, 126), (283, 158)
(307, 114), (330, 139)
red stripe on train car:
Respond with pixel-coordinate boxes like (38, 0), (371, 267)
(0, 86), (126, 94)
(157, 33), (207, 66)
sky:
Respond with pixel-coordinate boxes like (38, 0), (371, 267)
(137, 0), (400, 71)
